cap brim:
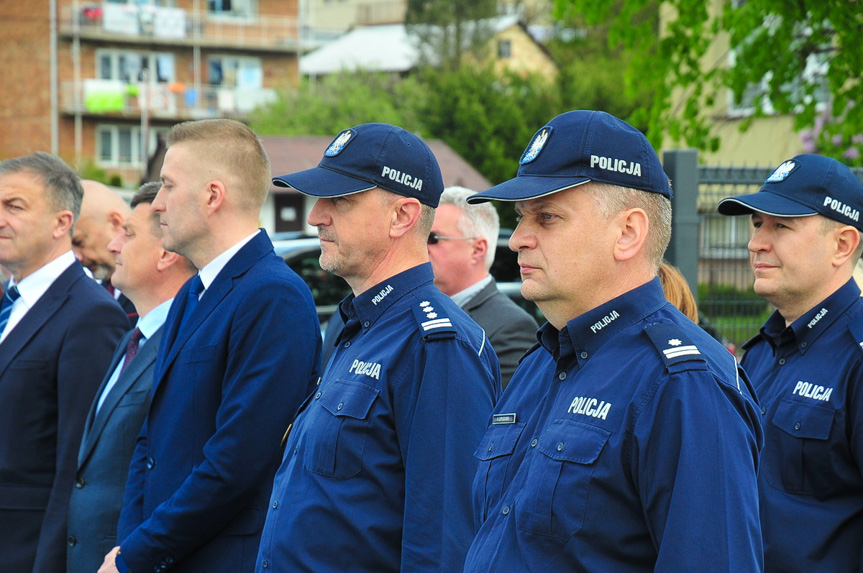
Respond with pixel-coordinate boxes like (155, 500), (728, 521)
(273, 166), (376, 197)
(717, 190), (818, 218)
(466, 176), (590, 204)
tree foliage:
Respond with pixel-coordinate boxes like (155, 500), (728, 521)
(554, 0), (863, 164)
(405, 0), (498, 71)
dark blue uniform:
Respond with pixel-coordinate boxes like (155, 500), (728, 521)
(256, 263), (501, 572)
(464, 278), (764, 572)
(741, 278), (863, 572)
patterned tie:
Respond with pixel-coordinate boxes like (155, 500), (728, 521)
(120, 327), (144, 373)
(177, 275), (204, 337)
(0, 285), (21, 338)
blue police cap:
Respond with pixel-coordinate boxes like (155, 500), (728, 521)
(466, 110), (672, 204)
(718, 154), (863, 231)
(273, 123), (445, 207)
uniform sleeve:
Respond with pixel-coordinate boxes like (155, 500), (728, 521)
(631, 368), (763, 571)
(118, 280), (321, 571)
(31, 299), (128, 573)
(397, 334), (500, 572)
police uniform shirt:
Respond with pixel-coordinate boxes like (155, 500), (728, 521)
(255, 263), (501, 572)
(464, 277), (764, 572)
(741, 278), (863, 572)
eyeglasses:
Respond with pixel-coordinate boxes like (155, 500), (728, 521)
(428, 233), (475, 245)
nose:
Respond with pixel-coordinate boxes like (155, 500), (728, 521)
(748, 224), (768, 254)
(107, 230), (123, 255)
(307, 199), (329, 228)
(509, 218), (534, 253)
(151, 186), (167, 214)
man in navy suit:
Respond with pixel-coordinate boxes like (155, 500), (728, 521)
(74, 180), (138, 323)
(0, 152), (128, 572)
(100, 119), (322, 573)
(68, 182), (196, 573)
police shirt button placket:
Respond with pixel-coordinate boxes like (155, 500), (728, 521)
(344, 341), (351, 348)
(558, 371), (567, 381)
(272, 501), (279, 509)
(262, 560), (269, 569)
(501, 505), (511, 515)
(363, 320), (370, 328)
(315, 392), (322, 399)
(778, 358), (786, 365)
(800, 341), (807, 348)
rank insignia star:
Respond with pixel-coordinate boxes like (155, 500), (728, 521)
(420, 301), (430, 307)
(668, 338), (682, 347)
(427, 312), (438, 319)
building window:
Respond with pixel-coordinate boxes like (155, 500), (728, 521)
(96, 50), (175, 84)
(96, 125), (169, 167)
(700, 213), (751, 259)
(208, 55), (262, 88)
(207, 0), (255, 18)
(498, 39), (512, 59)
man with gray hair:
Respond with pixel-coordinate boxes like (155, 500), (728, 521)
(429, 186), (537, 387)
(0, 152), (128, 572)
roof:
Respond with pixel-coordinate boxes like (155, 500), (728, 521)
(300, 15), (523, 76)
(261, 135), (493, 193)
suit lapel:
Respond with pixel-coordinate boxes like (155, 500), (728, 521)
(78, 327), (163, 468)
(0, 264), (81, 378)
(463, 279), (497, 313)
(152, 231), (272, 394)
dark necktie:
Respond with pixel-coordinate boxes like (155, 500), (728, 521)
(120, 327), (144, 373)
(0, 285), (21, 338)
(178, 275), (204, 337)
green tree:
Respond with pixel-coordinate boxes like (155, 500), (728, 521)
(405, 0), (498, 71)
(554, 0), (863, 163)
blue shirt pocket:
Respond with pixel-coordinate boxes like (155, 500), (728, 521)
(304, 379), (379, 479)
(767, 398), (835, 496)
(473, 422), (526, 523)
(517, 419), (610, 541)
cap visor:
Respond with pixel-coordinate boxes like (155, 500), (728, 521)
(717, 191), (818, 217)
(273, 166), (376, 197)
(467, 175), (590, 204)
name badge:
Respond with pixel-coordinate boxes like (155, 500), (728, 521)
(492, 413), (517, 425)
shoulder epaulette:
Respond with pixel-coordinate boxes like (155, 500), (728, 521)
(411, 297), (457, 340)
(644, 322), (708, 370)
(518, 341), (543, 364)
(846, 320), (863, 355)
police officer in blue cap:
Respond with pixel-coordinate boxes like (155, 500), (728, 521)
(255, 123), (501, 572)
(718, 154), (863, 572)
(463, 110), (764, 571)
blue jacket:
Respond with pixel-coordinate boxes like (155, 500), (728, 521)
(742, 278), (863, 572)
(256, 263), (501, 572)
(465, 278), (764, 572)
(116, 231), (321, 572)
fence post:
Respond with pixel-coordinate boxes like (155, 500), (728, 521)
(662, 149), (700, 302)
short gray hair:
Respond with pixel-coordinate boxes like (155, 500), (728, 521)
(588, 182), (672, 271)
(439, 186), (500, 270)
(0, 152), (83, 220)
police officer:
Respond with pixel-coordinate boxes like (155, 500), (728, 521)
(463, 110), (764, 571)
(256, 123), (501, 572)
(718, 154), (863, 572)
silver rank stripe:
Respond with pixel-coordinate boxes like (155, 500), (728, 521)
(422, 318), (453, 331)
(663, 345), (701, 359)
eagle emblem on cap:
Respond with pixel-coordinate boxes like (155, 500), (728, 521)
(766, 160), (797, 182)
(325, 130), (354, 157)
(520, 127), (551, 164)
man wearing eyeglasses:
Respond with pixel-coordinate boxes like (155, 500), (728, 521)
(429, 186), (537, 388)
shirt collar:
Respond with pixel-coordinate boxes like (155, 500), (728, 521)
(136, 297), (173, 340)
(198, 230), (260, 290)
(538, 277), (667, 366)
(761, 278), (861, 354)
(343, 263), (435, 332)
(11, 251), (77, 308)
(450, 274), (493, 308)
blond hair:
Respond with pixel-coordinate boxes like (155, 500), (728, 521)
(658, 261), (699, 323)
(167, 119), (271, 212)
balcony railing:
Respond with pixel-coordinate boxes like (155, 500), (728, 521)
(61, 79), (278, 121)
(60, 3), (301, 51)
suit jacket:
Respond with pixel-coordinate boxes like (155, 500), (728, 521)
(67, 325), (163, 573)
(117, 292), (139, 326)
(0, 262), (128, 573)
(463, 279), (538, 389)
(117, 230), (322, 573)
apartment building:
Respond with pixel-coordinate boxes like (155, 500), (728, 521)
(1, 0), (300, 185)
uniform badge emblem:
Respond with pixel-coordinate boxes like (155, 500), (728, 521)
(324, 129), (354, 157)
(765, 160), (797, 182)
(520, 127), (551, 164)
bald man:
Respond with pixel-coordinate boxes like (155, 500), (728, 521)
(73, 180), (137, 321)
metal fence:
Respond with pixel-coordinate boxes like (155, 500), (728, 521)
(663, 150), (863, 354)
